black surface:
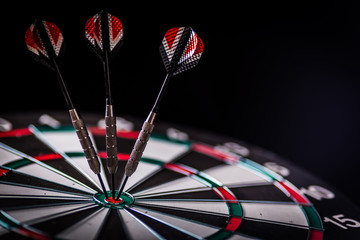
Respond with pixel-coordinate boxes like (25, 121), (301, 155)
(4, 1), (360, 205)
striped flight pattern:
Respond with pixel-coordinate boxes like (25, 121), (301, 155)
(160, 27), (204, 75)
(85, 11), (124, 60)
(25, 20), (64, 70)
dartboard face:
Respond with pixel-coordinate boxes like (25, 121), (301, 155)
(0, 112), (359, 240)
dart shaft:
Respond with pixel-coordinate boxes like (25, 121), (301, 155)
(97, 173), (109, 199)
(152, 73), (172, 113)
(69, 109), (101, 174)
(105, 104), (118, 174)
(116, 175), (129, 199)
(124, 112), (156, 177)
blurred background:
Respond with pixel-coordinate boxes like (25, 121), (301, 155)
(3, 1), (360, 204)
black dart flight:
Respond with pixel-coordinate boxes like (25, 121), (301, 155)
(85, 10), (124, 198)
(25, 20), (109, 198)
(116, 26), (204, 199)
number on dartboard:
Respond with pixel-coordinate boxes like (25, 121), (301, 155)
(166, 128), (189, 141)
(324, 214), (360, 230)
(214, 142), (250, 157)
(0, 118), (12, 131)
(300, 185), (335, 201)
(264, 162), (290, 176)
(38, 114), (61, 128)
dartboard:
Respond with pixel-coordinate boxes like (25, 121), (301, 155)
(0, 112), (359, 240)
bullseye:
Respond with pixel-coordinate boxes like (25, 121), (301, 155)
(106, 196), (123, 204)
(93, 191), (134, 209)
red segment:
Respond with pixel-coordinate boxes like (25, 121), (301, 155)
(164, 163), (196, 176)
(214, 187), (238, 203)
(117, 153), (130, 160)
(278, 181), (310, 204)
(97, 152), (107, 159)
(225, 216), (242, 231)
(98, 152), (130, 161)
(308, 229), (323, 240)
(165, 27), (180, 49)
(34, 153), (62, 161)
(192, 143), (239, 163)
(0, 128), (32, 138)
(89, 127), (139, 139)
(18, 227), (50, 240)
(0, 168), (9, 177)
(106, 197), (123, 204)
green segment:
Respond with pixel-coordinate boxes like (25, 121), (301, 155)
(140, 157), (165, 166)
(302, 206), (323, 229)
(2, 152), (84, 171)
(3, 159), (32, 170)
(195, 173), (221, 187)
(36, 125), (74, 132)
(228, 203), (243, 217)
(150, 133), (192, 146)
(241, 158), (283, 182)
(206, 230), (233, 240)
(194, 173), (243, 217)
(0, 210), (19, 230)
(66, 152), (86, 158)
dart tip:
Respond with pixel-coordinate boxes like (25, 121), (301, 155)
(111, 174), (116, 198)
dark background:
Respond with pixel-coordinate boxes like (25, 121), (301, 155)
(3, 1), (360, 204)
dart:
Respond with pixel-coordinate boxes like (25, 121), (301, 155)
(25, 19), (109, 198)
(85, 10), (124, 198)
(116, 26), (204, 199)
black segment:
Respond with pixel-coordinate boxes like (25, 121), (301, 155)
(0, 197), (92, 211)
(0, 169), (92, 196)
(174, 151), (224, 171)
(128, 169), (185, 194)
(96, 209), (127, 240)
(0, 134), (101, 192)
(133, 204), (229, 229)
(229, 184), (293, 202)
(126, 207), (199, 240)
(100, 158), (126, 190)
(237, 218), (309, 240)
(0, 135), (50, 157)
(32, 205), (101, 235)
(41, 159), (101, 193)
(137, 189), (220, 200)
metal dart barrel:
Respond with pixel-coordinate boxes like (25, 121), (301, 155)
(105, 104), (118, 174)
(125, 112), (156, 177)
(69, 109), (100, 174)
